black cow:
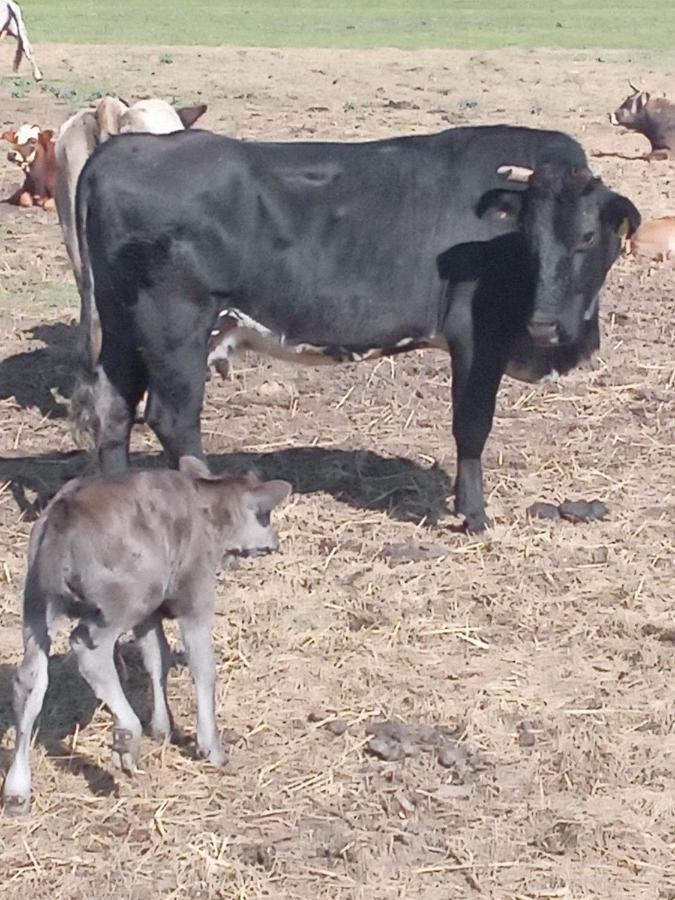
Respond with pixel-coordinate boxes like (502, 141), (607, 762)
(73, 125), (639, 531)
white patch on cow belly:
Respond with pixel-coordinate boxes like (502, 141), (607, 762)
(206, 307), (448, 371)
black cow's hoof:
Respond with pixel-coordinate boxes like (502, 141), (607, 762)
(462, 512), (489, 533)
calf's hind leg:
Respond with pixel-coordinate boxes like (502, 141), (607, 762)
(70, 623), (143, 774)
(133, 615), (174, 741)
(3, 626), (50, 815)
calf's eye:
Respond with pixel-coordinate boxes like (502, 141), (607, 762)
(256, 510), (271, 527)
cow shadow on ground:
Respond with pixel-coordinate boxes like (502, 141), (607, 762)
(0, 321), (80, 419)
(0, 445), (453, 525)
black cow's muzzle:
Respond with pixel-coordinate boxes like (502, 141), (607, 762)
(527, 320), (560, 347)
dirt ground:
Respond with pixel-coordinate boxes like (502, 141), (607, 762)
(0, 44), (674, 899)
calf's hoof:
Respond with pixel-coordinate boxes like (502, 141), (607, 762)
(111, 727), (142, 775)
(150, 719), (173, 743)
(198, 744), (227, 767)
(3, 793), (30, 816)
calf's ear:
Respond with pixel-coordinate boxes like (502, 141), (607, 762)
(176, 104), (208, 129)
(38, 129), (55, 145)
(253, 480), (292, 512)
(2, 130), (17, 144)
(604, 193), (641, 238)
(179, 455), (213, 479)
(95, 97), (123, 139)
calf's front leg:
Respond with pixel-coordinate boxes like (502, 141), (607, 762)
(177, 612), (225, 767)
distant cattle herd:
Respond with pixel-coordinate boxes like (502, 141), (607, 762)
(0, 1), (671, 815)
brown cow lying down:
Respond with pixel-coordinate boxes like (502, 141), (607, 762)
(626, 216), (675, 261)
(2, 457), (291, 816)
(55, 96), (207, 364)
(2, 124), (56, 210)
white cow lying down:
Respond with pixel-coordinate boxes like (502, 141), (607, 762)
(55, 96), (208, 361)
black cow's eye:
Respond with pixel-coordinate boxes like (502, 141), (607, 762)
(576, 231), (595, 251)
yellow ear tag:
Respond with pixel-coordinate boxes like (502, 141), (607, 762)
(617, 217), (630, 239)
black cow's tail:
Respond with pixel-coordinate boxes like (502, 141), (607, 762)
(68, 171), (101, 450)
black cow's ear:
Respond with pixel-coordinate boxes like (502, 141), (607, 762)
(475, 189), (523, 224)
(176, 104), (208, 128)
(604, 193), (641, 238)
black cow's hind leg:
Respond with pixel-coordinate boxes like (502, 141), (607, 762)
(144, 346), (208, 468)
(96, 335), (148, 474)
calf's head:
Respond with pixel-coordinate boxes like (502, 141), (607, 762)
(3, 125), (53, 171)
(610, 86), (652, 130)
(497, 162), (640, 348)
(180, 457), (291, 558)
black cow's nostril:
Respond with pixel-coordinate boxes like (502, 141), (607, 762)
(527, 321), (559, 346)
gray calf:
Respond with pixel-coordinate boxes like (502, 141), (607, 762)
(2, 458), (291, 815)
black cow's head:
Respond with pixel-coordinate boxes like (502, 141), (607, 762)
(496, 162), (640, 349)
(502, 174), (640, 383)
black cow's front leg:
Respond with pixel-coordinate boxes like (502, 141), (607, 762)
(451, 357), (502, 532)
(446, 289), (511, 533)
